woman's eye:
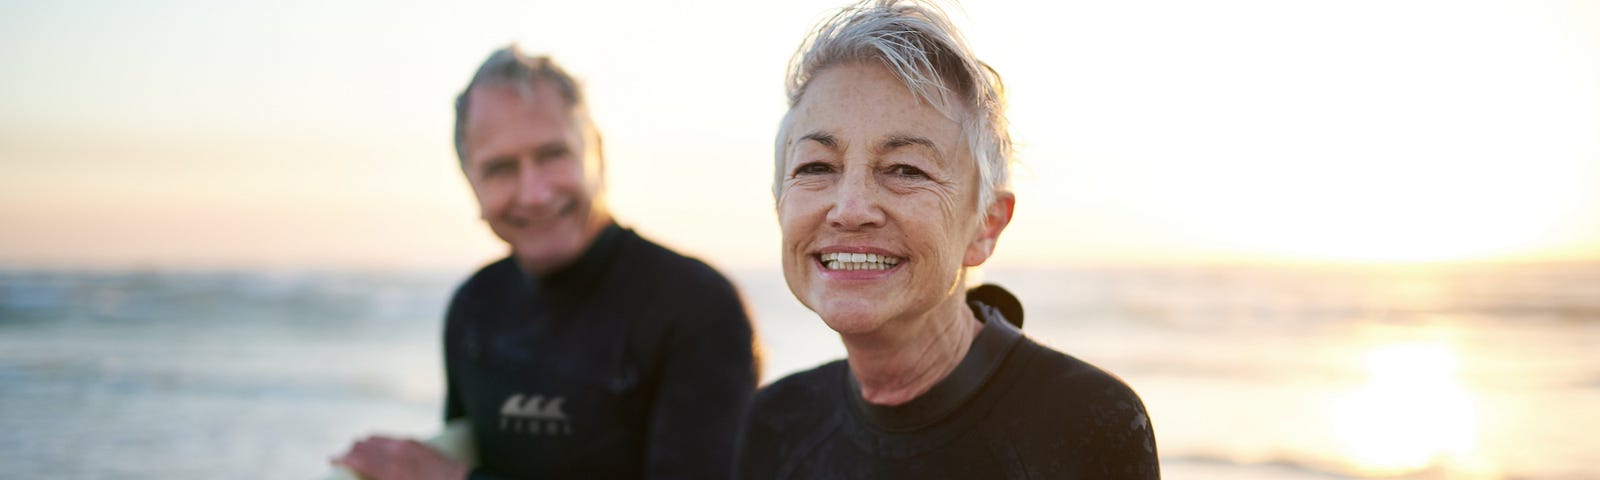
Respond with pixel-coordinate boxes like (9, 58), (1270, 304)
(795, 162), (834, 175)
(888, 164), (928, 178)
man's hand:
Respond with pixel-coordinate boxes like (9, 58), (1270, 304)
(332, 435), (470, 480)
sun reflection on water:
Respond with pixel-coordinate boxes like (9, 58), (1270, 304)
(1327, 341), (1483, 476)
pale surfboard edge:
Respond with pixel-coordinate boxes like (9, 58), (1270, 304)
(320, 420), (476, 480)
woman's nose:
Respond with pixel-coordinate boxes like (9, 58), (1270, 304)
(825, 170), (885, 230)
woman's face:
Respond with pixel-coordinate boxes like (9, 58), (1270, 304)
(777, 62), (1007, 334)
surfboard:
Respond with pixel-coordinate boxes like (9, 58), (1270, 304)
(322, 419), (476, 480)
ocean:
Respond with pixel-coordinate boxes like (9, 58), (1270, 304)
(1, 263), (1595, 479)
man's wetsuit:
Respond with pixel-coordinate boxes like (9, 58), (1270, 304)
(733, 285), (1159, 479)
(444, 223), (759, 479)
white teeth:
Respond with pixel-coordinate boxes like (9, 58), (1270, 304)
(817, 251), (904, 271)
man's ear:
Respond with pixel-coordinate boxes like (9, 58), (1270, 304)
(963, 192), (1015, 267)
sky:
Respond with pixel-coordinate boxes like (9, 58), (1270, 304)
(2, 0), (1597, 271)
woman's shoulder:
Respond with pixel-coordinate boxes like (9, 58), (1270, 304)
(997, 338), (1155, 449)
(747, 360), (849, 423)
(985, 339), (1160, 476)
(1011, 338), (1148, 412)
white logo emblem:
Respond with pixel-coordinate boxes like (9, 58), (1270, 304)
(498, 394), (572, 435)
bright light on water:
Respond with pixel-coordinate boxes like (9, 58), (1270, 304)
(1327, 342), (1483, 476)
(8, 265), (1598, 479)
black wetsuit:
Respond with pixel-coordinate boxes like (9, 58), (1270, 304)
(733, 285), (1159, 479)
(444, 223), (759, 479)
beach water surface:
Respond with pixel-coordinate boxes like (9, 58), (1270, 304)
(1, 263), (1595, 479)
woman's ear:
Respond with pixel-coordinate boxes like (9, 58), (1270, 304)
(963, 192), (1015, 267)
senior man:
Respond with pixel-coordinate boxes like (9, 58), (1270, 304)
(335, 46), (760, 480)
(734, 1), (1159, 478)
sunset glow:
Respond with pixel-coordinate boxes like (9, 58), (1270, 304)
(2, 0), (1597, 270)
(1328, 342), (1483, 476)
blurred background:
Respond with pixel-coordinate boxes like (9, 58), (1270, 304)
(2, 0), (1597, 478)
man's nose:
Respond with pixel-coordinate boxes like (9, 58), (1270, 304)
(514, 161), (554, 206)
(825, 169), (885, 230)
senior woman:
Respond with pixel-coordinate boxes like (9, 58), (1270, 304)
(734, 1), (1159, 478)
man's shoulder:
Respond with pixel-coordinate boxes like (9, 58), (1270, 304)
(449, 256), (519, 302)
(613, 228), (741, 301)
(463, 255), (518, 283)
(619, 229), (730, 279)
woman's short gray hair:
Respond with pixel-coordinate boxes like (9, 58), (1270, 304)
(775, 0), (1012, 214)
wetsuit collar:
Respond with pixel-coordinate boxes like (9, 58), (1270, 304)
(848, 284), (1026, 432)
(518, 221), (624, 299)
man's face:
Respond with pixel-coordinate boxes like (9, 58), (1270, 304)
(462, 82), (606, 275)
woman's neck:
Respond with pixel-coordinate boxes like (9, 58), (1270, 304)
(841, 293), (983, 406)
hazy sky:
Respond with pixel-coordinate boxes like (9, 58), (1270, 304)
(3, 0), (1597, 271)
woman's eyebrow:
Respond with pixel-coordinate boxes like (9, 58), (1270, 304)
(800, 131), (839, 149)
(876, 134), (943, 164)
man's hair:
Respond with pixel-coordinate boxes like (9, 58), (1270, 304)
(775, 0), (1012, 214)
(453, 45), (593, 166)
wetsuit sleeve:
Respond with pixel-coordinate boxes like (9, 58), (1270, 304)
(1002, 346), (1161, 479)
(464, 468), (510, 480)
(1063, 377), (1161, 479)
(443, 289), (496, 479)
(443, 290), (467, 422)
(443, 356), (465, 421)
(444, 289), (512, 480)
(643, 286), (759, 479)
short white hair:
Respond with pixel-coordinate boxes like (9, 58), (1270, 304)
(454, 45), (596, 166)
(774, 0), (1012, 216)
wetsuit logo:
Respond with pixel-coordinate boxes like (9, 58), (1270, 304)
(499, 393), (572, 435)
